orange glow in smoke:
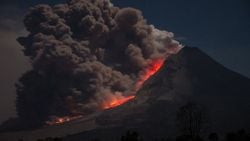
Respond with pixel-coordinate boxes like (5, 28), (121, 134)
(102, 58), (164, 110)
(46, 58), (164, 125)
(45, 59), (165, 125)
(102, 95), (135, 109)
(135, 59), (165, 90)
(45, 115), (83, 125)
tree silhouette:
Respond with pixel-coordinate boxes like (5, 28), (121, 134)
(175, 135), (204, 141)
(121, 130), (142, 141)
(36, 137), (63, 141)
(176, 102), (209, 137)
(225, 129), (250, 141)
(208, 133), (219, 141)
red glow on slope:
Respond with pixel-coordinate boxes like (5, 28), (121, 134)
(102, 95), (135, 109)
(102, 58), (164, 110)
(135, 58), (165, 90)
(45, 115), (83, 126)
(45, 59), (165, 124)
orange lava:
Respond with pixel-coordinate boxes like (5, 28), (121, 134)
(135, 58), (164, 89)
(45, 115), (83, 125)
(102, 58), (164, 110)
(102, 95), (135, 109)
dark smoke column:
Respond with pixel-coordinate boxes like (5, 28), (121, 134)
(16, 0), (181, 126)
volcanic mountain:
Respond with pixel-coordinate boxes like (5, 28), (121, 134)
(1, 47), (250, 141)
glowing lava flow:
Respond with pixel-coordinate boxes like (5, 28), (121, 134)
(135, 59), (165, 90)
(102, 95), (136, 109)
(102, 58), (165, 110)
(45, 59), (165, 125)
(45, 115), (83, 126)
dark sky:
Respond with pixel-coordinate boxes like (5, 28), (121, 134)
(0, 0), (249, 123)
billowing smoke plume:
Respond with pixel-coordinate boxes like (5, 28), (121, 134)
(16, 0), (182, 125)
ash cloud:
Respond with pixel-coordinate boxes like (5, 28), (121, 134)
(16, 0), (182, 124)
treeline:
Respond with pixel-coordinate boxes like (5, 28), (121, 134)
(119, 130), (250, 141)
(17, 129), (250, 141)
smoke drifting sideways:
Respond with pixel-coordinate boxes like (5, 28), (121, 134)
(15, 0), (182, 125)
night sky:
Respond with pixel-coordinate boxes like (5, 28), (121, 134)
(0, 0), (249, 123)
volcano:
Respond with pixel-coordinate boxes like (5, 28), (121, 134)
(1, 47), (250, 141)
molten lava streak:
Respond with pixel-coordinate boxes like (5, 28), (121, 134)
(45, 115), (83, 126)
(102, 58), (165, 110)
(102, 95), (135, 109)
(135, 59), (165, 90)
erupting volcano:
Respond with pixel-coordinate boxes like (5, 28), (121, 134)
(102, 58), (165, 110)
(12, 0), (182, 127)
(1, 1), (250, 141)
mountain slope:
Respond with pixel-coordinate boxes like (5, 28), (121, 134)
(68, 46), (250, 140)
